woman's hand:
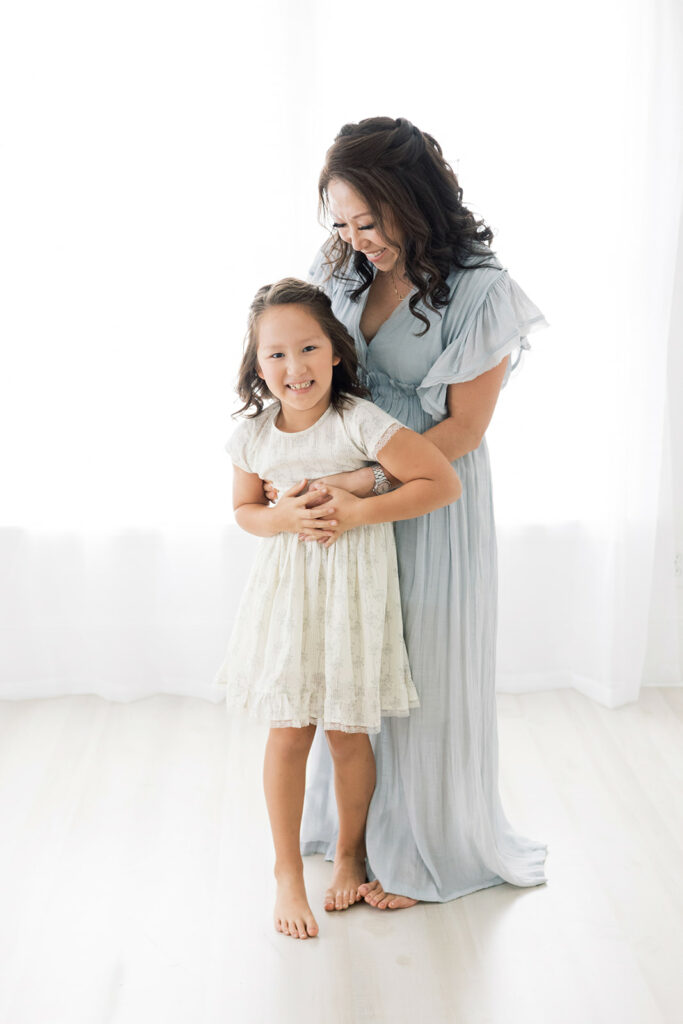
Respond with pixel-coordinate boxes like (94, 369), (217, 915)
(297, 484), (365, 549)
(316, 467), (376, 498)
(262, 478), (280, 504)
(271, 480), (338, 537)
(262, 466), (375, 507)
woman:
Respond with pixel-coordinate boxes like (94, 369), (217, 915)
(266, 116), (549, 909)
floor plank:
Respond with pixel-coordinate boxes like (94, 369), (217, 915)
(0, 689), (680, 1024)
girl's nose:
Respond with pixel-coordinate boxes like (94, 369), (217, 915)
(286, 355), (308, 376)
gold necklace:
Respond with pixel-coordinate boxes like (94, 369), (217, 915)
(390, 268), (409, 301)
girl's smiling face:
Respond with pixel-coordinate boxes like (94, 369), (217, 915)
(256, 304), (341, 430)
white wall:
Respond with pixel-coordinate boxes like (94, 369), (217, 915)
(643, 202), (683, 685)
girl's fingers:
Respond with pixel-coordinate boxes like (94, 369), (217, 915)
(297, 489), (326, 506)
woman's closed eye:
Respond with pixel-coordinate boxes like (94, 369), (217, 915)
(332, 222), (375, 230)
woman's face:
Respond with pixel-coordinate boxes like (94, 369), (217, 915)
(327, 178), (403, 273)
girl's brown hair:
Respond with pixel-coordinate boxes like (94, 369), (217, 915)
(234, 277), (370, 418)
(318, 116), (500, 335)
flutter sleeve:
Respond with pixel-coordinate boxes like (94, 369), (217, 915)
(342, 398), (407, 461)
(416, 270), (549, 421)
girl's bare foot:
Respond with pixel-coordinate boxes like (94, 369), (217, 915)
(274, 869), (319, 938)
(324, 852), (367, 911)
(357, 879), (418, 910)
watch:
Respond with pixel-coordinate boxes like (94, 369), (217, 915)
(371, 464), (392, 495)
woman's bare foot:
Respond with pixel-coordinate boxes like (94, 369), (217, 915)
(357, 879), (418, 910)
(324, 852), (367, 911)
(274, 869), (319, 938)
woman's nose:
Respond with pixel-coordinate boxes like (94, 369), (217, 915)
(340, 224), (362, 250)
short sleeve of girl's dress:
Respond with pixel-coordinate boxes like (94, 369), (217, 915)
(416, 270), (549, 421)
(225, 421), (254, 474)
(342, 398), (406, 461)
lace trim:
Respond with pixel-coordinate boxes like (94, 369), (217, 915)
(372, 421), (404, 459)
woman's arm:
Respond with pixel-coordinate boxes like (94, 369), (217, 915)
(378, 356), (509, 486)
(263, 355), (509, 513)
(308, 427), (462, 547)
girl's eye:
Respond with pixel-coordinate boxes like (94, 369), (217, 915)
(269, 346), (316, 358)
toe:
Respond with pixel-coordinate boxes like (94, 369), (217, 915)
(295, 919), (308, 939)
(388, 896), (418, 909)
(324, 890), (335, 911)
(349, 888), (357, 904)
(306, 918), (319, 937)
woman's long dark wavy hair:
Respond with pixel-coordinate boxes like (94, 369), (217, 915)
(318, 116), (500, 335)
(234, 277), (370, 419)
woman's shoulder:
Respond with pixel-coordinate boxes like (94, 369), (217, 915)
(439, 249), (508, 329)
(308, 238), (337, 291)
(308, 238), (362, 300)
(445, 247), (505, 289)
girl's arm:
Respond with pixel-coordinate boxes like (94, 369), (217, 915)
(232, 466), (337, 538)
(356, 427), (461, 524)
(262, 358), (509, 503)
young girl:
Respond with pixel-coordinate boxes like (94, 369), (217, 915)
(214, 277), (461, 941)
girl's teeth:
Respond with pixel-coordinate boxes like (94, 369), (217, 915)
(289, 381), (312, 390)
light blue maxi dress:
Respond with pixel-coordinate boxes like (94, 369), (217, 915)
(299, 243), (550, 902)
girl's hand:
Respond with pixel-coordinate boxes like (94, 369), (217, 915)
(297, 484), (364, 549)
(273, 480), (337, 537)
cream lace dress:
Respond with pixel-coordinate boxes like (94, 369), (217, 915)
(213, 394), (419, 734)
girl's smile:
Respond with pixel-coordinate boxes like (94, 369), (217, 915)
(256, 304), (341, 432)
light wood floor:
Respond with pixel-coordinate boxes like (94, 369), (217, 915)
(0, 687), (681, 1024)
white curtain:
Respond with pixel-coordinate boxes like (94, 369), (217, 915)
(1, 0), (681, 707)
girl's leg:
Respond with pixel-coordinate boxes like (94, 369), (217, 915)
(263, 723), (318, 938)
(323, 730), (376, 911)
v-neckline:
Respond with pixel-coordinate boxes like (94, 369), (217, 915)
(358, 271), (414, 349)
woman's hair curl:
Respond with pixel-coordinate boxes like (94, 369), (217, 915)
(318, 116), (499, 335)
